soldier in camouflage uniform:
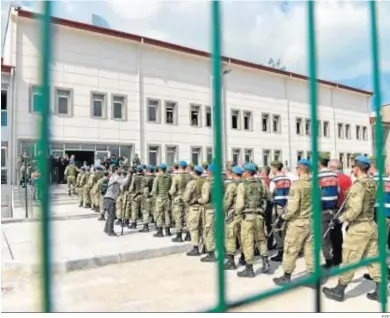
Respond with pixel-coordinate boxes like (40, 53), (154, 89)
(92, 166), (104, 211)
(169, 160), (193, 243)
(236, 163), (270, 278)
(273, 159), (314, 286)
(64, 160), (78, 196)
(183, 166), (206, 256)
(127, 165), (145, 229)
(139, 165), (156, 232)
(224, 165), (244, 270)
(75, 167), (85, 195)
(82, 167), (94, 208)
(323, 155), (383, 302)
(78, 167), (88, 207)
(116, 168), (132, 227)
(97, 171), (110, 221)
(152, 163), (172, 237)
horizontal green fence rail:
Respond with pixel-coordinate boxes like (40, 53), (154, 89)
(36, 0), (387, 312)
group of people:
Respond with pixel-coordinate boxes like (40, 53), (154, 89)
(67, 152), (389, 303)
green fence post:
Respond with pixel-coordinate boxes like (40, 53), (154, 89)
(24, 157), (28, 218)
(369, 0), (388, 312)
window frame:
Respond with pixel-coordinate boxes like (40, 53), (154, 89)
(206, 146), (213, 163)
(111, 94), (127, 121)
(272, 114), (281, 134)
(261, 113), (270, 133)
(29, 85), (42, 114)
(232, 148), (241, 165)
(297, 150), (304, 162)
(190, 146), (202, 165)
(273, 149), (282, 162)
(231, 109), (241, 130)
(323, 120), (330, 138)
(362, 126), (368, 141)
(345, 123), (351, 139)
(147, 144), (161, 166)
(243, 110), (253, 131)
(262, 148), (271, 167)
(337, 122), (345, 139)
(165, 144), (178, 166)
(244, 148), (254, 163)
(296, 117), (303, 135)
(190, 104), (202, 127)
(164, 100), (178, 125)
(90, 91), (108, 119)
(205, 106), (212, 128)
(305, 118), (311, 136)
(146, 98), (161, 124)
(53, 87), (73, 116)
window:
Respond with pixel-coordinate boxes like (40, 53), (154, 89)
(206, 147), (213, 163)
(296, 118), (303, 135)
(1, 147), (6, 168)
(305, 119), (311, 136)
(346, 153), (352, 168)
(166, 146), (177, 166)
(244, 149), (253, 163)
(1, 90), (7, 110)
(112, 95), (125, 120)
(243, 111), (252, 131)
(165, 101), (177, 125)
(272, 115), (281, 133)
(55, 88), (71, 115)
(191, 147), (202, 165)
(323, 121), (330, 137)
(297, 151), (304, 162)
(205, 106), (212, 127)
(30, 85), (42, 113)
(362, 126), (368, 141)
(190, 105), (201, 127)
(273, 150), (281, 162)
(262, 113), (270, 132)
(148, 145), (160, 166)
(263, 149), (271, 167)
(91, 93), (106, 118)
(306, 151), (312, 161)
(356, 125), (361, 140)
(232, 148), (241, 165)
(339, 153), (344, 167)
(345, 124), (351, 139)
(147, 99), (160, 123)
(231, 110), (240, 130)
(338, 123), (344, 139)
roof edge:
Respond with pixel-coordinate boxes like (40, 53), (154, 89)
(1, 58), (12, 73)
(17, 9), (373, 97)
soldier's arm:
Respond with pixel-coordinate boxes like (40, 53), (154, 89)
(150, 176), (158, 196)
(64, 166), (69, 175)
(169, 175), (179, 196)
(235, 183), (245, 215)
(339, 183), (364, 223)
(198, 181), (211, 204)
(127, 176), (135, 192)
(223, 184), (235, 213)
(282, 183), (300, 221)
(183, 180), (195, 204)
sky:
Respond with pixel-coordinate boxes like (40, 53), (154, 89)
(1, 0), (389, 105)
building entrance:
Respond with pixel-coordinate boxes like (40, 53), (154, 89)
(65, 150), (95, 167)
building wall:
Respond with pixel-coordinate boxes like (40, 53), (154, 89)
(7, 13), (373, 183)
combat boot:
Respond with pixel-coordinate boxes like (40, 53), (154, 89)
(201, 246), (206, 255)
(184, 232), (191, 241)
(237, 264), (255, 278)
(271, 250), (283, 262)
(186, 246), (200, 256)
(254, 246), (260, 257)
(98, 215), (105, 221)
(128, 221), (137, 229)
(273, 273), (291, 286)
(201, 251), (217, 263)
(68, 189), (71, 196)
(115, 219), (122, 226)
(78, 203), (83, 208)
(153, 227), (164, 237)
(224, 255), (236, 270)
(139, 224), (149, 232)
(366, 283), (385, 301)
(165, 227), (172, 236)
(261, 256), (270, 273)
(85, 204), (91, 208)
(322, 282), (347, 302)
(238, 253), (246, 266)
(172, 232), (183, 243)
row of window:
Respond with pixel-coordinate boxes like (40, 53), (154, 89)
(337, 122), (368, 141)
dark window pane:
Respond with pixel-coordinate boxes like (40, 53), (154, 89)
(113, 102), (122, 119)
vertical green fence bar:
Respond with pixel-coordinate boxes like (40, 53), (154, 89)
(38, 0), (53, 312)
(306, 0), (322, 312)
(210, 0), (226, 312)
(369, 0), (388, 312)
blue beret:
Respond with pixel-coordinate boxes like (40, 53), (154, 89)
(232, 165), (244, 175)
(147, 164), (155, 171)
(159, 163), (167, 169)
(244, 163), (256, 172)
(136, 165), (143, 172)
(179, 160), (188, 168)
(208, 164), (216, 172)
(355, 155), (370, 166)
(194, 165), (203, 173)
(298, 159), (311, 167)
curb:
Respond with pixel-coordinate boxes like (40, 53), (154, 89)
(1, 213), (98, 224)
(2, 243), (192, 274)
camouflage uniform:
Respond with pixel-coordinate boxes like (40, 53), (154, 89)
(83, 169), (94, 208)
(78, 170), (88, 207)
(64, 163), (78, 195)
(139, 169), (155, 232)
(128, 170), (145, 229)
(75, 169), (84, 195)
(116, 173), (131, 226)
(96, 174), (109, 220)
(92, 168), (104, 211)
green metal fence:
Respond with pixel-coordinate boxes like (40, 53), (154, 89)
(36, 0), (388, 312)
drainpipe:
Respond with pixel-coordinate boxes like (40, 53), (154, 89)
(138, 39), (145, 163)
(285, 77), (292, 167)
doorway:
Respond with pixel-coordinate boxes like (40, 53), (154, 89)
(65, 150), (95, 167)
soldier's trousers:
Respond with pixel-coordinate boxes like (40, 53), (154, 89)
(131, 195), (142, 223)
(172, 198), (185, 232)
(187, 205), (203, 247)
(155, 197), (171, 228)
(339, 221), (380, 284)
(321, 211), (334, 261)
(79, 186), (84, 205)
(225, 214), (242, 255)
(89, 188), (94, 205)
(241, 213), (267, 265)
(103, 198), (116, 234)
(94, 193), (101, 209)
(83, 186), (91, 206)
(282, 220), (314, 274)
(142, 197), (153, 224)
(116, 195), (123, 219)
(203, 208), (215, 252)
(99, 196), (105, 216)
(272, 205), (286, 251)
(67, 176), (76, 193)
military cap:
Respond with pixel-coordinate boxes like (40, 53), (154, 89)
(232, 165), (244, 175)
(244, 163), (256, 172)
(194, 165), (203, 174)
(355, 155), (370, 167)
(179, 160), (188, 168)
(136, 165), (143, 172)
(208, 163), (216, 172)
(142, 164), (147, 169)
(271, 160), (283, 168)
(298, 158), (311, 167)
(319, 152), (330, 160)
(159, 163), (167, 169)
(147, 164), (154, 170)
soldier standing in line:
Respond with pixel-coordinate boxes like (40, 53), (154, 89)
(76, 167), (85, 198)
(183, 165), (206, 256)
(127, 165), (145, 229)
(236, 163), (270, 278)
(139, 165), (156, 232)
(116, 168), (132, 227)
(273, 159), (314, 286)
(169, 161), (193, 243)
(79, 167), (89, 207)
(150, 167), (160, 226)
(97, 171), (110, 221)
(269, 160), (292, 262)
(64, 159), (78, 196)
(322, 155), (383, 302)
(224, 165), (244, 270)
(152, 163), (172, 237)
(83, 167), (94, 209)
(92, 166), (104, 212)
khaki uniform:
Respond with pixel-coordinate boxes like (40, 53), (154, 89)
(153, 172), (172, 228)
(337, 175), (380, 284)
(150, 176), (159, 221)
(96, 176), (109, 215)
(224, 179), (241, 255)
(93, 174), (105, 211)
(75, 172), (84, 195)
(117, 174), (131, 220)
(83, 172), (94, 206)
(183, 177), (206, 247)
(64, 165), (78, 194)
(128, 173), (145, 224)
(281, 174), (314, 274)
(142, 174), (155, 224)
(198, 179), (215, 253)
(78, 172), (88, 206)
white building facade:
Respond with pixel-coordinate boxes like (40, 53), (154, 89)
(2, 8), (373, 184)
